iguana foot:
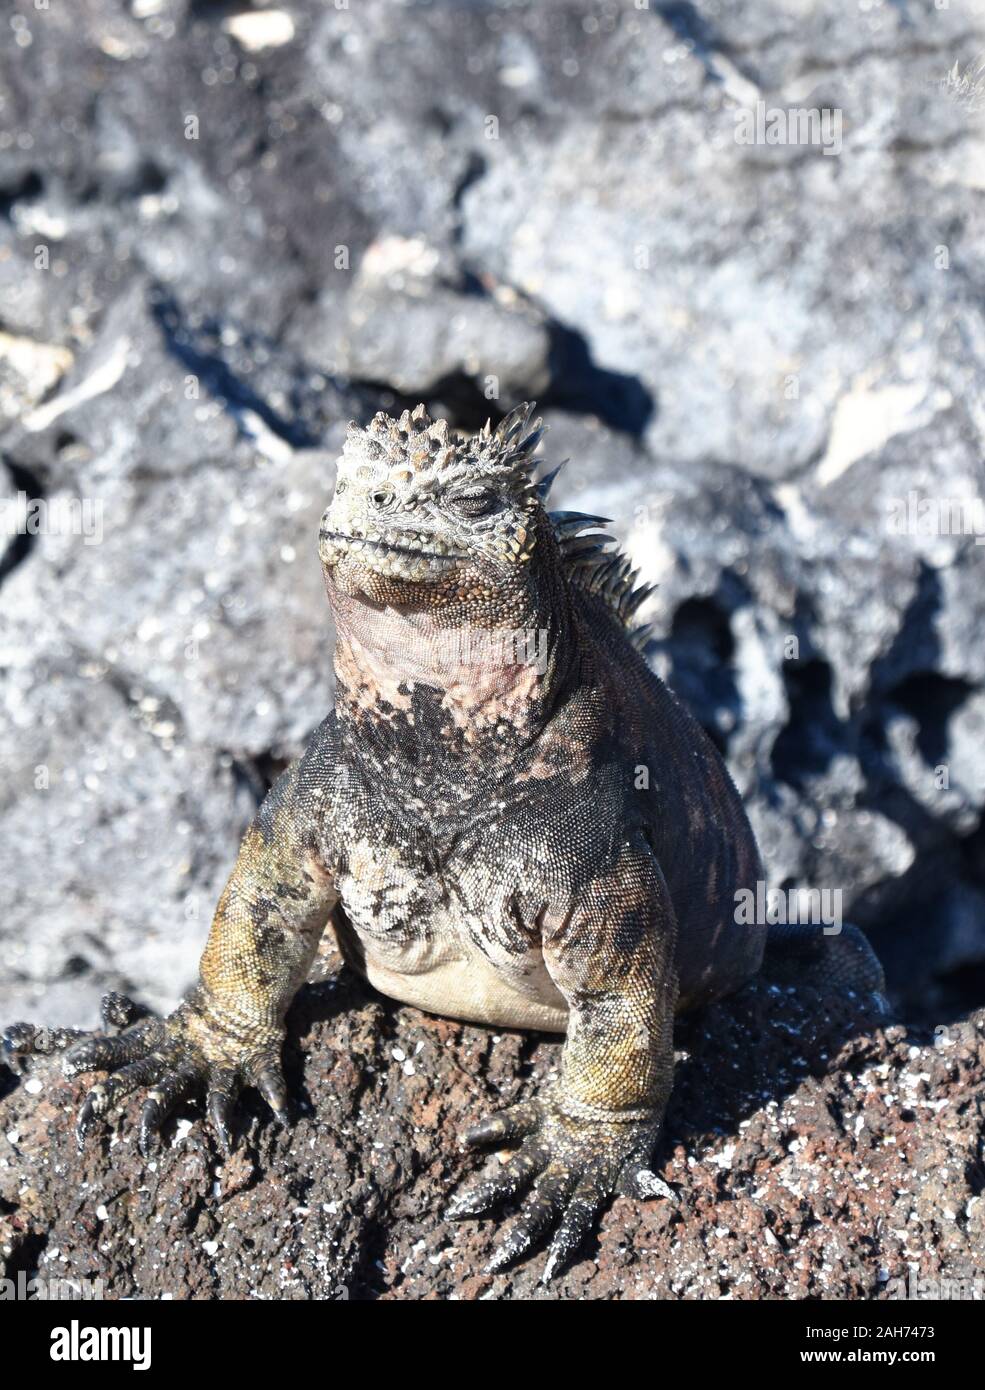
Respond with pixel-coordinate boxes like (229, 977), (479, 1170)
(447, 1095), (675, 1281)
(3, 990), (289, 1158)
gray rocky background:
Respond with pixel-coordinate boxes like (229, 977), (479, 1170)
(1, 0), (984, 1035)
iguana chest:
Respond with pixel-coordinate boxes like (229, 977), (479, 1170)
(331, 834), (568, 1033)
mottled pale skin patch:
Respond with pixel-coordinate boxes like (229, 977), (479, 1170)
(333, 629), (414, 718)
(440, 658), (542, 739)
(4, 401), (884, 1280)
(330, 579), (547, 738)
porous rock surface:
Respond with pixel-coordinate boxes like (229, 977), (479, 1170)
(1, 967), (982, 1300)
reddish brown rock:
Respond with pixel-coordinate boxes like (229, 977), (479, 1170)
(1, 969), (982, 1301)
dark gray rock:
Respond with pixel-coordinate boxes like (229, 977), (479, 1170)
(0, 652), (257, 1023)
(288, 237), (552, 406)
(2, 0), (984, 1032)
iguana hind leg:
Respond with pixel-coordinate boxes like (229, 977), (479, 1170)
(447, 838), (679, 1281)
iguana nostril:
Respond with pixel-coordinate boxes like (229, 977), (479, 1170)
(370, 489), (395, 510)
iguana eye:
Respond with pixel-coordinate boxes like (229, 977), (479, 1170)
(448, 489), (497, 518)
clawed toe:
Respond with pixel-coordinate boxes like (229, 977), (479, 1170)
(447, 1133), (550, 1219)
(7, 993), (293, 1163)
(3, 1022), (88, 1056)
(453, 1096), (662, 1280)
(206, 1068), (241, 1156)
(63, 1018), (164, 1079)
(620, 1165), (678, 1203)
(138, 1062), (201, 1157)
(463, 1101), (540, 1148)
(101, 992), (153, 1032)
(485, 1168), (578, 1273)
(4, 992), (160, 1063)
(541, 1172), (612, 1283)
(76, 1053), (170, 1149)
(253, 1060), (291, 1126)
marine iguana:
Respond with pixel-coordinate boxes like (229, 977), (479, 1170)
(4, 402), (884, 1280)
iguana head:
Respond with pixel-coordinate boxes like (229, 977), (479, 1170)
(319, 401), (652, 782)
(319, 402), (550, 623)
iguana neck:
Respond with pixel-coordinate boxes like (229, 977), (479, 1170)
(326, 571), (580, 805)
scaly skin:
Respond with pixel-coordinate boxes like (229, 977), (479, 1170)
(3, 402), (883, 1280)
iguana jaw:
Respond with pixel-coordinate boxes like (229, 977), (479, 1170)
(320, 529), (467, 565)
(319, 524), (467, 591)
(318, 504), (540, 617)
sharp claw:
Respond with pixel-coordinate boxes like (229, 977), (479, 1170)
(74, 1054), (171, 1156)
(206, 1065), (240, 1154)
(76, 1092), (102, 1151)
(446, 1166), (520, 1220)
(11, 1003), (273, 1170)
(137, 1064), (199, 1157)
(624, 1167), (678, 1203)
(540, 1227), (590, 1284)
(208, 1090), (236, 1156)
(447, 1137), (550, 1220)
(138, 1107), (162, 1159)
(485, 1169), (578, 1273)
(463, 1102), (540, 1148)
(445, 1187), (490, 1221)
(541, 1183), (607, 1284)
(255, 1066), (289, 1125)
(485, 1229), (533, 1275)
(460, 1096), (659, 1275)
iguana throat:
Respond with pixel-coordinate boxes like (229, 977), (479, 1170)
(324, 565), (579, 806)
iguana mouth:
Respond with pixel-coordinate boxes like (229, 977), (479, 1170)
(319, 529), (465, 564)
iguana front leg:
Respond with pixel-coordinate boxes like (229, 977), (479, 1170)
(4, 739), (338, 1155)
(448, 841), (679, 1280)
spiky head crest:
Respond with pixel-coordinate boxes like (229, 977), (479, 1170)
(319, 402), (549, 605)
(338, 400), (546, 492)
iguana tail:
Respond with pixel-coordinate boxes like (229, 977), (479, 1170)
(763, 920), (888, 1013)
